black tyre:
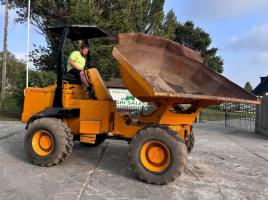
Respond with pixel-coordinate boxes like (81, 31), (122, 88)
(80, 134), (107, 146)
(24, 117), (73, 166)
(128, 126), (187, 185)
(186, 132), (195, 153)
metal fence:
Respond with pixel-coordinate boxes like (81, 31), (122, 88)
(199, 102), (256, 131)
(116, 102), (257, 131)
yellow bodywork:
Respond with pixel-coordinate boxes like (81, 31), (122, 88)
(22, 68), (199, 144)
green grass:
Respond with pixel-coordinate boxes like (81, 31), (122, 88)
(0, 95), (22, 120)
(1, 95), (23, 113)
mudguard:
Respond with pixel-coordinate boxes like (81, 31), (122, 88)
(26, 107), (80, 129)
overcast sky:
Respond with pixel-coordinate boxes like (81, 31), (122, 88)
(1, 0), (268, 88)
(165, 0), (268, 88)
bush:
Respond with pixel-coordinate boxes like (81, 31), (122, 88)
(1, 52), (57, 113)
(1, 95), (22, 113)
(15, 70), (57, 110)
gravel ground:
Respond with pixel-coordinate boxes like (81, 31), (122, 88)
(0, 121), (267, 200)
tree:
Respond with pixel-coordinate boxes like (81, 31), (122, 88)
(174, 21), (224, 73)
(6, 0), (224, 78)
(1, 0), (8, 109)
(162, 9), (178, 40)
(5, 0), (166, 80)
(0, 52), (56, 112)
(0, 52), (26, 92)
(244, 82), (253, 92)
(0, 52), (56, 91)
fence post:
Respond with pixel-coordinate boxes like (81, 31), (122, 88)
(224, 103), (227, 127)
(196, 113), (199, 123)
(255, 103), (261, 134)
(255, 94), (268, 136)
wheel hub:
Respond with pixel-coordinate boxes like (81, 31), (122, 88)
(140, 140), (171, 173)
(146, 144), (167, 166)
(32, 130), (53, 156)
(39, 133), (52, 151)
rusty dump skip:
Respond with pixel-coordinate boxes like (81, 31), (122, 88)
(112, 33), (259, 105)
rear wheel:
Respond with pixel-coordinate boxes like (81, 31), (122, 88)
(24, 118), (73, 166)
(128, 126), (187, 185)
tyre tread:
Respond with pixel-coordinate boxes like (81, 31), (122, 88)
(24, 117), (73, 167)
(128, 125), (187, 185)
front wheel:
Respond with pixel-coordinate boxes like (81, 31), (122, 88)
(128, 126), (187, 185)
(24, 118), (73, 166)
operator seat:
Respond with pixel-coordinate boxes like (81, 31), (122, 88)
(86, 68), (113, 101)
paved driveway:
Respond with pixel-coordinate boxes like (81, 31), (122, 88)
(0, 121), (267, 200)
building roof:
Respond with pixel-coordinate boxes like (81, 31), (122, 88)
(105, 79), (126, 89)
(252, 76), (268, 96)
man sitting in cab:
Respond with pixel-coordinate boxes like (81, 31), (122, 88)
(66, 43), (94, 97)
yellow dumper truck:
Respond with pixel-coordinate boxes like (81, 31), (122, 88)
(21, 24), (259, 184)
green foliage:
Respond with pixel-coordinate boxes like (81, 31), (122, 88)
(14, 70), (56, 106)
(174, 21), (224, 73)
(5, 0), (225, 83)
(91, 43), (119, 81)
(0, 51), (56, 112)
(0, 52), (25, 92)
(28, 70), (57, 87)
(6, 0), (166, 79)
(162, 10), (178, 40)
(244, 82), (253, 92)
(1, 95), (22, 113)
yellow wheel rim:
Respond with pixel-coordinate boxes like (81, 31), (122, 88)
(140, 140), (171, 173)
(32, 130), (53, 156)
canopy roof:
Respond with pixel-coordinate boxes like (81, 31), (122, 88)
(48, 24), (108, 40)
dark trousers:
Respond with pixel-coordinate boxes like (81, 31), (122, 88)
(67, 68), (81, 78)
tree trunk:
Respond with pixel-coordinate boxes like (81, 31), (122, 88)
(1, 0), (9, 109)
